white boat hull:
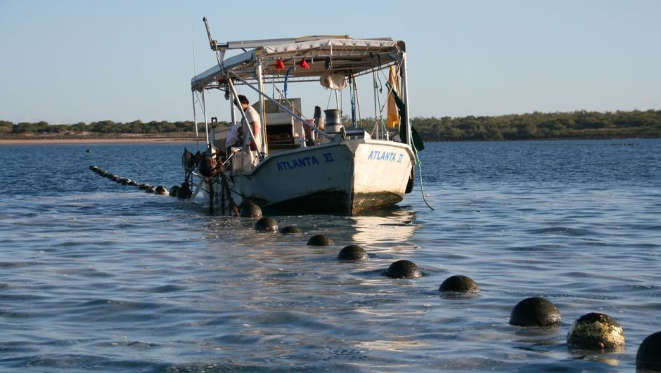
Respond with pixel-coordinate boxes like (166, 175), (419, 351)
(195, 138), (414, 215)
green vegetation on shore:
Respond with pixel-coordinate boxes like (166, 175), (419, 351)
(410, 109), (661, 141)
(2, 109), (660, 141)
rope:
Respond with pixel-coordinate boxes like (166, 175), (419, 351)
(412, 143), (434, 210)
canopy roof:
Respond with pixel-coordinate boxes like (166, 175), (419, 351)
(191, 35), (405, 91)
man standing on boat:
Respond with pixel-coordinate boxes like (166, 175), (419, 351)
(238, 95), (262, 154)
(226, 95), (262, 150)
(225, 95), (263, 165)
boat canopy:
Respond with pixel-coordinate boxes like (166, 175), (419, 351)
(191, 36), (405, 91)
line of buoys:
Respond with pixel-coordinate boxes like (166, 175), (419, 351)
(249, 211), (661, 363)
(83, 182), (652, 363)
(89, 165), (184, 199)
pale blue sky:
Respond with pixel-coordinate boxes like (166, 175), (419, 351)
(1, 0), (659, 123)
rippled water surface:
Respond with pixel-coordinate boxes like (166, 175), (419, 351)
(0, 139), (659, 372)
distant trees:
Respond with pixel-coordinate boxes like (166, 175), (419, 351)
(0, 120), (12, 133)
(0, 120), (217, 136)
(1, 110), (660, 140)
(409, 109), (661, 141)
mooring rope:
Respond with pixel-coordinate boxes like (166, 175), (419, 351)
(412, 144), (434, 210)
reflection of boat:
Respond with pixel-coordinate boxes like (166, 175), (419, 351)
(349, 208), (417, 246)
(187, 18), (423, 215)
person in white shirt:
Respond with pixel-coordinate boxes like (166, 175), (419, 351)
(238, 95), (262, 153)
(225, 95), (263, 154)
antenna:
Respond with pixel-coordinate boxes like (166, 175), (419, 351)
(191, 23), (197, 76)
(202, 17), (225, 66)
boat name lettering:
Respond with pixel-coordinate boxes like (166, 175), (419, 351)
(368, 150), (404, 163)
(277, 156), (321, 171)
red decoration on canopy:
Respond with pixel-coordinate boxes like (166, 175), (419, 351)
(298, 59), (310, 69)
(274, 59), (285, 70)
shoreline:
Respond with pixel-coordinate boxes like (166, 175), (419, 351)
(1, 136), (656, 146)
(0, 137), (205, 145)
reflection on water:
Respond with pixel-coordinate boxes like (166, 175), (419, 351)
(349, 208), (417, 246)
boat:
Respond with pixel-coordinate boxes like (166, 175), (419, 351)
(185, 18), (423, 215)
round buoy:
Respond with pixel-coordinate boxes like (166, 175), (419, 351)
(280, 226), (302, 234)
(385, 260), (421, 279)
(509, 297), (561, 327)
(139, 184), (151, 190)
(169, 185), (180, 197)
(118, 178), (129, 185)
(155, 185), (169, 195)
(255, 217), (278, 232)
(89, 165), (98, 172)
(127, 180), (138, 186)
(307, 234), (332, 246)
(110, 175), (119, 181)
(145, 186), (156, 193)
(337, 245), (367, 261)
(637, 331), (661, 371)
(439, 275), (479, 294)
(177, 184), (192, 199)
(567, 312), (625, 351)
(240, 200), (262, 218)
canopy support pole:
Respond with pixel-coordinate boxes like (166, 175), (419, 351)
(400, 52), (412, 147)
(230, 89), (236, 126)
(201, 89), (210, 149)
(372, 70), (380, 140)
(256, 61), (268, 156)
(191, 91), (199, 139)
(350, 76), (356, 128)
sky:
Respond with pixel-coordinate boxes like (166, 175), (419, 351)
(1, 0), (660, 124)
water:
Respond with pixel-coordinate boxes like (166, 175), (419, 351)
(0, 139), (659, 372)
